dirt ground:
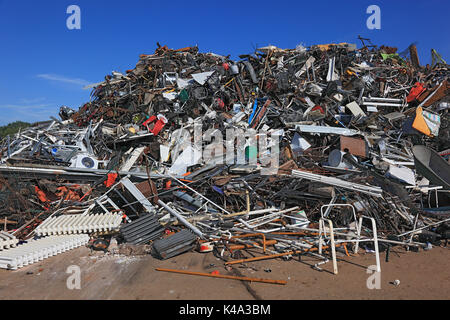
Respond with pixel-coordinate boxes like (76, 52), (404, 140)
(0, 244), (448, 300)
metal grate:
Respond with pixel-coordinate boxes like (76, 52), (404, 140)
(152, 229), (197, 260)
(120, 213), (164, 244)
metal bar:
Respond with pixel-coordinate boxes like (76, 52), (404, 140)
(363, 97), (403, 102)
(319, 218), (338, 274)
(155, 268), (287, 285)
(167, 172), (231, 214)
(292, 169), (383, 197)
(113, 189), (139, 216)
(120, 177), (155, 213)
(361, 102), (403, 107)
(157, 200), (204, 239)
(397, 217), (450, 237)
(355, 215), (381, 272)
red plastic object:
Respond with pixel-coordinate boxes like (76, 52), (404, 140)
(311, 105), (325, 114)
(142, 114), (167, 135)
(216, 98), (225, 109)
(142, 115), (157, 127)
(34, 186), (49, 203)
(104, 173), (118, 188)
(200, 242), (214, 252)
(151, 114), (168, 135)
(407, 82), (426, 103)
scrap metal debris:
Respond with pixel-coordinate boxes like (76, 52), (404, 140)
(0, 39), (449, 277)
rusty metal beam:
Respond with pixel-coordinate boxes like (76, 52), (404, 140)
(155, 268), (287, 285)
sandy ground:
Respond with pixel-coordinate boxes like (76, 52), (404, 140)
(0, 244), (448, 300)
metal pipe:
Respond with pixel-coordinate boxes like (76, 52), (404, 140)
(155, 268), (287, 285)
(167, 172), (231, 215)
(157, 200), (205, 239)
(292, 169), (383, 197)
(397, 217), (450, 237)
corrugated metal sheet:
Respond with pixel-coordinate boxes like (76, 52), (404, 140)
(152, 229), (197, 260)
(120, 214), (164, 244)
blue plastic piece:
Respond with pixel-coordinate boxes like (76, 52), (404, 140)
(212, 186), (224, 195)
(248, 99), (258, 124)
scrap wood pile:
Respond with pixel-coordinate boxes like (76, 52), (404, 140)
(0, 39), (449, 276)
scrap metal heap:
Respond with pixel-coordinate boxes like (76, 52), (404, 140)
(0, 41), (449, 274)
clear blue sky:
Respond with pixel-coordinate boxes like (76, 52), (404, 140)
(0, 0), (448, 125)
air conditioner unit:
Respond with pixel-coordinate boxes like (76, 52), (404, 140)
(70, 154), (99, 169)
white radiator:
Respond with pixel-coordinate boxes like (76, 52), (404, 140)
(0, 234), (89, 270)
(0, 231), (18, 250)
(35, 213), (123, 236)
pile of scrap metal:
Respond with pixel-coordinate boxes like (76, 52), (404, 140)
(0, 40), (448, 274)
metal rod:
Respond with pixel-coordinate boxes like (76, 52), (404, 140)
(225, 243), (347, 265)
(397, 217), (450, 237)
(157, 200), (205, 239)
(167, 172), (231, 214)
(155, 268), (287, 285)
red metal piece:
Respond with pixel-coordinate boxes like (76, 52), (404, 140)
(407, 82), (426, 103)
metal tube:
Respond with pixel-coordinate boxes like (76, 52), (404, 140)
(167, 173), (231, 214)
(361, 102), (403, 107)
(155, 268), (287, 285)
(157, 200), (204, 239)
(397, 217), (450, 237)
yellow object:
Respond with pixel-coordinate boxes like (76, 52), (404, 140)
(223, 78), (234, 87)
(346, 69), (356, 76)
(412, 106), (432, 136)
(129, 127), (136, 134)
(314, 43), (352, 51)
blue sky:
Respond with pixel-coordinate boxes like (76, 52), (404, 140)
(0, 0), (448, 125)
